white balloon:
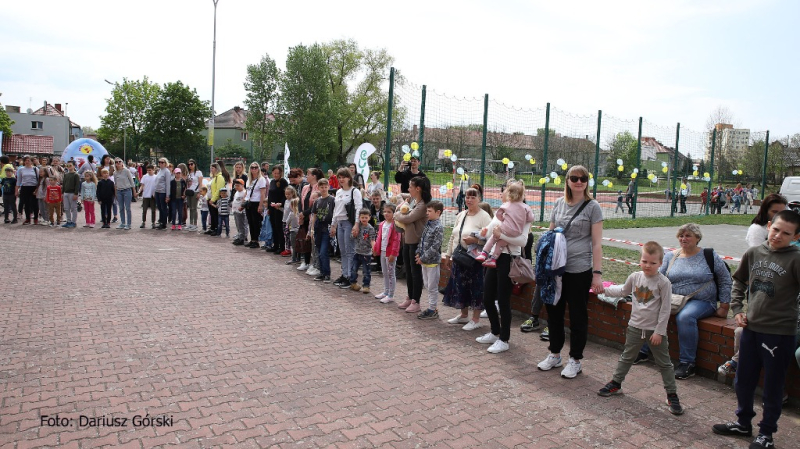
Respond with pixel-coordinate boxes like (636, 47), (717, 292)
(557, 158), (566, 166)
(450, 155), (457, 162)
(588, 179), (595, 187)
(602, 180), (610, 186)
(402, 145), (410, 154)
(412, 150), (420, 158)
(525, 154), (532, 161)
(456, 167), (464, 175)
(732, 170), (738, 175)
(507, 161), (515, 169)
(550, 171), (557, 178)
(617, 159), (624, 166)
(439, 185), (447, 194)
(633, 168), (639, 174)
(661, 161), (668, 167)
(544, 176), (551, 183)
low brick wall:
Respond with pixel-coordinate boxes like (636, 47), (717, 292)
(439, 261), (800, 400)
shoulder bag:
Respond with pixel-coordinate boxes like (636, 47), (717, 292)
(666, 249), (712, 315)
(451, 212), (480, 269)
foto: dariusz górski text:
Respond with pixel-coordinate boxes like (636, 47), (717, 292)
(40, 414), (174, 428)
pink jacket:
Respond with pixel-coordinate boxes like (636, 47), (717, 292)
(373, 221), (401, 257)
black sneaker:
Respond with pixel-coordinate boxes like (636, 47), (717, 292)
(417, 309), (439, 320)
(322, 275), (332, 283)
(520, 317), (540, 333)
(749, 434), (774, 448)
(314, 275), (326, 281)
(332, 276), (346, 286)
(539, 326), (550, 341)
(597, 381), (622, 397)
(632, 352), (650, 365)
(675, 363), (696, 380)
(712, 421), (753, 437)
(338, 279), (352, 289)
(666, 393), (684, 415)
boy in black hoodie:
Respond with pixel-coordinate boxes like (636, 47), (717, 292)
(96, 169), (116, 228)
(713, 210), (800, 449)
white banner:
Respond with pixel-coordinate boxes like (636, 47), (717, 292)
(354, 142), (377, 183)
(283, 142), (290, 180)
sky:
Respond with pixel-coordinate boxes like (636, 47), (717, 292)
(2, 0), (798, 154)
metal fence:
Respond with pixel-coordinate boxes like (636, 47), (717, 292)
(379, 67), (781, 228)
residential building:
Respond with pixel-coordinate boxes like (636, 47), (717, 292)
(2, 103), (82, 157)
(705, 123), (750, 160)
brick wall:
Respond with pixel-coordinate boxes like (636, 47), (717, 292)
(439, 261), (800, 400)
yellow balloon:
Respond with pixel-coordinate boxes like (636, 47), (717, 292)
(446, 182), (453, 189)
(530, 159), (536, 165)
(539, 178), (547, 184)
(618, 165), (624, 172)
(647, 174), (654, 180)
(589, 173), (593, 179)
(462, 174), (469, 181)
(680, 183), (687, 190)
(403, 153), (411, 162)
(502, 158), (510, 165)
(631, 173), (637, 179)
(554, 177), (561, 185)
(662, 167), (668, 173)
(561, 163), (568, 170)
(410, 142), (419, 150)
(693, 170), (699, 176)
(704, 172), (710, 178)
(738, 170), (743, 175)
(608, 182), (613, 188)
(443, 149), (452, 157)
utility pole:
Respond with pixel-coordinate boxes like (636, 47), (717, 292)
(209, 0), (219, 163)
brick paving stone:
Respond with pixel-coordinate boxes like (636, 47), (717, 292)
(1, 225), (797, 448)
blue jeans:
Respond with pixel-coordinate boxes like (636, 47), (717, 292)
(315, 228), (331, 276)
(116, 188), (132, 227)
(641, 299), (716, 364)
(336, 220), (355, 279)
(155, 192), (168, 225)
(170, 198), (184, 226)
(217, 214), (229, 236)
(350, 254), (372, 286)
(201, 210), (208, 230)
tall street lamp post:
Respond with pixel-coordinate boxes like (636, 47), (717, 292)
(209, 0), (219, 164)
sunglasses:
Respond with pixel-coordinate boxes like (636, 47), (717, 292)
(569, 175), (589, 183)
(159, 162), (166, 164)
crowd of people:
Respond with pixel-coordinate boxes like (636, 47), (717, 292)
(2, 152), (800, 449)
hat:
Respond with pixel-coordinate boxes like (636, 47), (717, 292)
(234, 179), (245, 186)
(220, 187), (229, 193)
(173, 168), (181, 174)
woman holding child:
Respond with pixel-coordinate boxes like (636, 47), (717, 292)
(537, 165), (604, 377)
(394, 176), (431, 314)
(442, 185), (491, 330)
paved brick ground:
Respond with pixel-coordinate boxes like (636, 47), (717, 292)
(1, 223), (798, 448)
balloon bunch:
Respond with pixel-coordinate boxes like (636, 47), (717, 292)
(661, 161), (668, 173)
(524, 154), (536, 165)
(501, 158), (516, 169)
(401, 142), (421, 162)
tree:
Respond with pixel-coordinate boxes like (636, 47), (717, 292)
(243, 54), (281, 162)
(605, 131), (638, 179)
(98, 77), (161, 161)
(0, 103), (14, 136)
(279, 43), (338, 166)
(143, 81), (211, 162)
(215, 139), (249, 160)
(704, 105), (738, 130)
(81, 126), (96, 136)
(323, 39), (394, 164)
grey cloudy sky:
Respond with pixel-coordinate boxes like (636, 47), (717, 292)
(2, 0), (797, 152)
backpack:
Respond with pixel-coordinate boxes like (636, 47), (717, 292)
(702, 248), (731, 302)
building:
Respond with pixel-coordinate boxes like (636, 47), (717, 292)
(2, 103), (82, 157)
(705, 123), (750, 160)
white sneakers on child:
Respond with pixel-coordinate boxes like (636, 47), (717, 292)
(537, 354), (563, 371)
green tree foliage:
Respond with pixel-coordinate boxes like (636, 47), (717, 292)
(143, 81), (211, 162)
(243, 54), (281, 162)
(98, 77), (161, 161)
(606, 131), (638, 179)
(323, 39), (394, 165)
(215, 138), (249, 160)
(279, 44), (338, 166)
(0, 103), (14, 135)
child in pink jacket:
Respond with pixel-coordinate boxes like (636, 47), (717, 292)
(373, 203), (402, 303)
(476, 182), (534, 267)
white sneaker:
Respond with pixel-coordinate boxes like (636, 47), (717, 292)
(40, 220), (50, 226)
(374, 292), (387, 299)
(479, 310), (488, 318)
(476, 332), (498, 344)
(447, 315), (470, 325)
(380, 296), (394, 304)
(306, 267), (320, 276)
(537, 354), (563, 371)
(297, 263), (308, 271)
(487, 340), (509, 353)
(462, 320), (483, 331)
(560, 358), (582, 378)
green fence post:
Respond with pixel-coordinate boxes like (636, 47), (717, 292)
(592, 110), (602, 198)
(632, 117), (643, 219)
(760, 131), (770, 200)
(383, 67), (395, 188)
(479, 94), (489, 188)
(539, 103), (551, 223)
(670, 123), (681, 218)
(418, 85), (426, 168)
(706, 129), (716, 215)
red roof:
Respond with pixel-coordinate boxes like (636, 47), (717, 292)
(1, 134), (54, 155)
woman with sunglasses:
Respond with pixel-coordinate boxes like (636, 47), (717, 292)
(245, 163), (268, 248)
(185, 160), (203, 231)
(537, 165), (604, 378)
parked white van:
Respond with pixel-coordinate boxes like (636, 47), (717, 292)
(779, 176), (800, 213)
